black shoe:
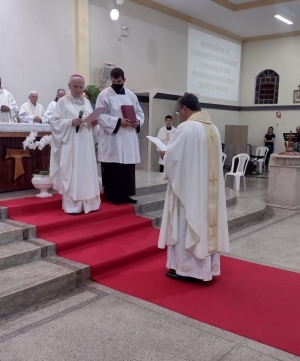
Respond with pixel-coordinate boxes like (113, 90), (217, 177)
(166, 270), (190, 281)
(111, 199), (122, 205)
(123, 196), (138, 204)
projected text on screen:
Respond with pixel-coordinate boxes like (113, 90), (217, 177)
(187, 28), (241, 102)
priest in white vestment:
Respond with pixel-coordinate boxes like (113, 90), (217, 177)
(50, 75), (100, 214)
(156, 115), (176, 172)
(0, 77), (18, 123)
(158, 93), (230, 282)
(95, 68), (144, 205)
(44, 89), (66, 124)
(19, 91), (46, 124)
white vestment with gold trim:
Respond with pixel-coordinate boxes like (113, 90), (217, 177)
(158, 111), (230, 281)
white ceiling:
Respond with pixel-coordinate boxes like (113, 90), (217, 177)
(150, 0), (300, 38)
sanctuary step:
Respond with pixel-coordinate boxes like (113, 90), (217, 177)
(0, 217), (89, 316)
(0, 171), (266, 317)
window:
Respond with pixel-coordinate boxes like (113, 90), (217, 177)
(255, 69), (279, 104)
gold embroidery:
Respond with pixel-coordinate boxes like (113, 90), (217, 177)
(208, 128), (216, 143)
(210, 174), (218, 187)
(209, 220), (218, 234)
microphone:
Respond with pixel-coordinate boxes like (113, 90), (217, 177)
(76, 110), (83, 133)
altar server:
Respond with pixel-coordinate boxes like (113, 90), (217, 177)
(0, 77), (18, 123)
(158, 93), (230, 281)
(44, 89), (66, 124)
(95, 68), (144, 205)
(50, 75), (100, 214)
(19, 91), (46, 124)
(156, 115), (176, 172)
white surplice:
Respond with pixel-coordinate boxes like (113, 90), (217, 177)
(158, 111), (230, 281)
(19, 101), (47, 124)
(95, 87), (144, 164)
(156, 126), (176, 165)
(43, 100), (57, 124)
(0, 87), (18, 123)
(50, 95), (100, 214)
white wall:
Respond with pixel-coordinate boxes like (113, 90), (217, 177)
(240, 36), (300, 153)
(0, 0), (76, 109)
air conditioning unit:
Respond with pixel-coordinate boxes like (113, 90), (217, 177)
(99, 62), (116, 90)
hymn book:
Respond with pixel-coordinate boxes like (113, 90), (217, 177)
(121, 105), (137, 124)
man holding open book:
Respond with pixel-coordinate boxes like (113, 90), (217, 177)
(95, 68), (144, 205)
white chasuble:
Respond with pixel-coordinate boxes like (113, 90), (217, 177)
(50, 95), (100, 214)
(95, 87), (144, 164)
(0, 88), (18, 123)
(158, 111), (229, 281)
(19, 101), (46, 124)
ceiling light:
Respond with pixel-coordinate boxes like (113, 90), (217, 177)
(274, 15), (293, 25)
(110, 9), (119, 20)
(116, 0), (124, 4)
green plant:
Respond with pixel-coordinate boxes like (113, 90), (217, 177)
(85, 85), (100, 105)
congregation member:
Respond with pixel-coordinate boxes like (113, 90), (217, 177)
(292, 126), (300, 153)
(158, 93), (230, 282)
(0, 77), (18, 123)
(95, 68), (144, 205)
(156, 115), (176, 172)
(19, 91), (47, 124)
(44, 89), (66, 123)
(50, 75), (100, 214)
(83, 89), (95, 109)
(264, 126), (275, 171)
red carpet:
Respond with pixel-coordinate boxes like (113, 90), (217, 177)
(1, 195), (300, 356)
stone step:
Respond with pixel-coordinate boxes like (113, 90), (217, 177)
(141, 194), (266, 231)
(0, 219), (36, 245)
(0, 256), (89, 316)
(135, 183), (167, 196)
(134, 192), (166, 214)
(0, 238), (55, 271)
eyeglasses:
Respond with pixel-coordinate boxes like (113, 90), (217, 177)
(176, 106), (183, 115)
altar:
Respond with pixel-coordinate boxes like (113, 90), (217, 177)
(0, 124), (51, 193)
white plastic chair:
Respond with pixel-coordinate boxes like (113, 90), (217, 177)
(225, 153), (250, 192)
(222, 152), (227, 167)
(256, 146), (269, 174)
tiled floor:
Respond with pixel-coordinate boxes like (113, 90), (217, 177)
(1, 171), (300, 360)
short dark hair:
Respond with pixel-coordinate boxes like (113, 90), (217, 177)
(268, 126), (274, 131)
(110, 67), (125, 80)
(165, 115), (172, 121)
(177, 92), (201, 111)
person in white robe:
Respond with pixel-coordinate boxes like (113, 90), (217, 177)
(50, 75), (100, 214)
(158, 93), (230, 282)
(0, 77), (18, 123)
(156, 115), (176, 172)
(44, 89), (66, 124)
(19, 91), (46, 124)
(95, 67), (144, 205)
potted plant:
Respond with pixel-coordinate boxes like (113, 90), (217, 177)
(23, 131), (53, 198)
(84, 84), (100, 107)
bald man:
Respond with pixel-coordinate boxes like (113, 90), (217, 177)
(19, 91), (46, 123)
(50, 75), (100, 214)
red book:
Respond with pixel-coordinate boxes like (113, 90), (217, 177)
(121, 105), (137, 124)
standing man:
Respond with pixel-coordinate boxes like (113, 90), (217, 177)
(95, 68), (144, 205)
(292, 126), (300, 153)
(50, 75), (100, 214)
(19, 91), (46, 124)
(44, 89), (66, 123)
(264, 126), (275, 171)
(158, 93), (230, 282)
(0, 77), (18, 123)
(157, 115), (176, 172)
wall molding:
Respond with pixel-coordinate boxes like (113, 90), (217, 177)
(148, 92), (300, 111)
(211, 0), (295, 12)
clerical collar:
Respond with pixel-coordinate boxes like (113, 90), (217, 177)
(166, 126), (172, 130)
(111, 86), (125, 95)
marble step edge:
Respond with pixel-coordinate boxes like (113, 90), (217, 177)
(135, 182), (167, 196)
(0, 218), (36, 245)
(0, 256), (90, 317)
(141, 198), (267, 231)
(0, 238), (56, 271)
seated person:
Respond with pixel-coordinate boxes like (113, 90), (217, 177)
(19, 91), (46, 124)
(264, 126), (275, 171)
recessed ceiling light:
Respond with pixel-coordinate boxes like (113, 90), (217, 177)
(274, 15), (293, 25)
(110, 9), (119, 20)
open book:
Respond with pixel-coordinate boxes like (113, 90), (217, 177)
(146, 136), (168, 151)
